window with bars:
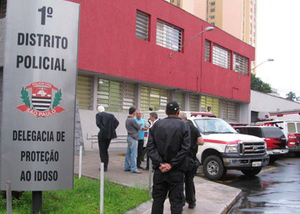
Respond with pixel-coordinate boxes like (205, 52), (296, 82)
(222, 100), (238, 121)
(77, 75), (93, 110)
(136, 11), (150, 41)
(156, 20), (182, 52)
(234, 53), (249, 75)
(212, 44), (231, 69)
(200, 95), (220, 117)
(97, 79), (136, 112)
(0, 0), (7, 19)
(189, 94), (199, 112)
(205, 40), (211, 62)
(174, 91), (185, 110)
(141, 86), (169, 111)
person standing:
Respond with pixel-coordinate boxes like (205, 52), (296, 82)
(179, 112), (204, 209)
(147, 101), (190, 214)
(96, 105), (119, 172)
(145, 111), (159, 170)
(135, 110), (148, 169)
(124, 106), (142, 174)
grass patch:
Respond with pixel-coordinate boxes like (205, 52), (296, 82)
(0, 176), (151, 214)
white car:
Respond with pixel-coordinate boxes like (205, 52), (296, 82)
(189, 117), (269, 180)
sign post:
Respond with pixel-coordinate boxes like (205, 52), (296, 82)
(0, 0), (80, 209)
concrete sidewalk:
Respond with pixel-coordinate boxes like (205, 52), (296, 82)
(74, 143), (242, 214)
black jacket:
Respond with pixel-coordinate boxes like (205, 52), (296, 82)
(147, 116), (191, 171)
(96, 112), (119, 139)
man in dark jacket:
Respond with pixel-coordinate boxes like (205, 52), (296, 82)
(179, 112), (203, 209)
(96, 105), (119, 171)
(147, 101), (190, 214)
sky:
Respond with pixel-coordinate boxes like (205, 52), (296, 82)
(256, 0), (300, 98)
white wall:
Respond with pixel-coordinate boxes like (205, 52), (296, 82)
(250, 90), (300, 112)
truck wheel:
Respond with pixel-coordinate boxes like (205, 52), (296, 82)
(294, 152), (300, 157)
(241, 168), (262, 177)
(203, 155), (226, 180)
(269, 156), (278, 163)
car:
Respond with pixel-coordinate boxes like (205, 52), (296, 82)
(188, 117), (269, 180)
(234, 126), (288, 162)
(256, 120), (300, 157)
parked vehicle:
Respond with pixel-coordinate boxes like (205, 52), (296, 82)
(188, 117), (269, 180)
(142, 111), (216, 161)
(256, 120), (300, 157)
(234, 126), (288, 162)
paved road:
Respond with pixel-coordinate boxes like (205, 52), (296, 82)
(213, 155), (300, 213)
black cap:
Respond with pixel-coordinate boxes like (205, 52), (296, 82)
(166, 101), (179, 112)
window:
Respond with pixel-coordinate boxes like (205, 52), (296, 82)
(205, 40), (211, 62)
(234, 53), (249, 75)
(201, 95), (220, 117)
(287, 123), (296, 133)
(136, 11), (150, 41)
(141, 86), (169, 111)
(211, 2), (215, 6)
(222, 100), (238, 121)
(156, 20), (182, 52)
(210, 8), (215, 12)
(97, 79), (135, 112)
(0, 0), (7, 19)
(189, 94), (199, 112)
(174, 91), (185, 110)
(210, 15), (215, 19)
(77, 75), (93, 110)
(212, 44), (231, 69)
(297, 123), (300, 132)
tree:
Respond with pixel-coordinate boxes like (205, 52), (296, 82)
(251, 73), (272, 93)
(286, 91), (296, 101)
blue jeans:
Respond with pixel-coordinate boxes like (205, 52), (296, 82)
(124, 136), (138, 172)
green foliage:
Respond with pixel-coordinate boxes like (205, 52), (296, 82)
(286, 91), (297, 101)
(251, 73), (272, 93)
(0, 176), (150, 214)
(21, 87), (31, 107)
(52, 89), (62, 109)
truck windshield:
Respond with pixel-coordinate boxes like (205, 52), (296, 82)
(194, 119), (237, 135)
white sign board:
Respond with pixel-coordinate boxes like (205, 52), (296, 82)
(0, 0), (79, 190)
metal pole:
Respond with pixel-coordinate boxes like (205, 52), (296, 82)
(100, 162), (104, 214)
(148, 159), (152, 197)
(6, 181), (12, 214)
(32, 191), (42, 214)
(79, 145), (82, 179)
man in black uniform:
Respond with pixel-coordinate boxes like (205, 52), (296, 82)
(179, 112), (203, 209)
(96, 105), (119, 171)
(147, 101), (190, 214)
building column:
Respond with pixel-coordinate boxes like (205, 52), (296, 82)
(169, 90), (175, 101)
(93, 75), (98, 111)
(135, 83), (141, 109)
(184, 93), (190, 111)
(239, 103), (250, 124)
(198, 94), (202, 111)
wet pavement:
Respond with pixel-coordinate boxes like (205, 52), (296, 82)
(225, 155), (300, 213)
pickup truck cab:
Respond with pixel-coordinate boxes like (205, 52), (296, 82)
(189, 117), (269, 180)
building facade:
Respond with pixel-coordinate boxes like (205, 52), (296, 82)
(0, 0), (255, 149)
